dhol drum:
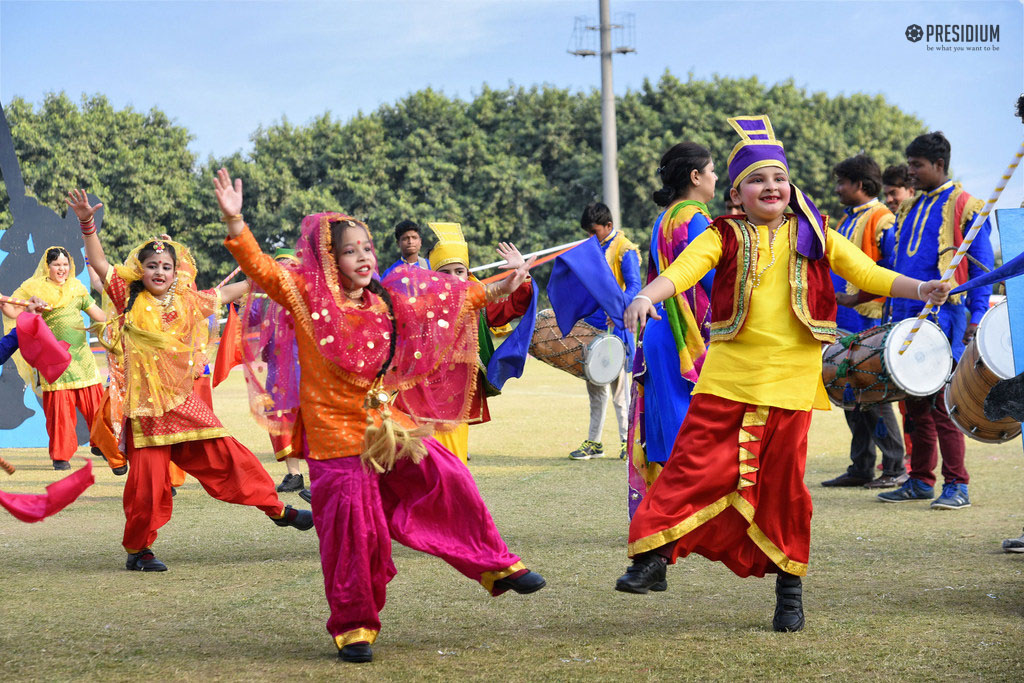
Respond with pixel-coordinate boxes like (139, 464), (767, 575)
(529, 309), (626, 385)
(945, 300), (1021, 443)
(821, 318), (952, 408)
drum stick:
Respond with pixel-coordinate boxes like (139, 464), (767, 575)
(216, 265), (243, 289)
(477, 242), (585, 285)
(0, 455), (14, 475)
(0, 294), (51, 311)
(898, 140), (1024, 355)
(470, 239), (585, 274)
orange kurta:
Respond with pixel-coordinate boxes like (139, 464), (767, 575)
(225, 227), (485, 460)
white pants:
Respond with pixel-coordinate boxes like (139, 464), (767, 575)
(586, 368), (629, 443)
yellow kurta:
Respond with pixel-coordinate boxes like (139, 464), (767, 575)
(660, 218), (900, 411)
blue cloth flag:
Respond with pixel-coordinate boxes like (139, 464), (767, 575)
(546, 236), (634, 360)
(485, 280), (539, 391)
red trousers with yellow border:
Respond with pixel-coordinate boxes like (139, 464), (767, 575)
(627, 393), (812, 578)
(122, 429), (285, 552)
(42, 383), (104, 462)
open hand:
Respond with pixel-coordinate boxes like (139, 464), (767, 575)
(65, 189), (102, 223)
(213, 168), (243, 217)
(496, 242), (526, 271)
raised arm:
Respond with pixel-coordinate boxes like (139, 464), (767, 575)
(65, 189), (109, 282)
(213, 168), (245, 239)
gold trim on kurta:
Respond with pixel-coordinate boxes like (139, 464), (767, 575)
(130, 421), (228, 448)
(335, 628), (379, 647)
(274, 443), (294, 461)
(480, 561), (527, 594)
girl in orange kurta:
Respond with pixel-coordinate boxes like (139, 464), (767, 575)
(66, 189), (313, 573)
(215, 168), (545, 664)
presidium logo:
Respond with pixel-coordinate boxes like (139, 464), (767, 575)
(906, 23), (1001, 52)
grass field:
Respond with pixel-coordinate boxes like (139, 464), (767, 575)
(1, 358), (1023, 681)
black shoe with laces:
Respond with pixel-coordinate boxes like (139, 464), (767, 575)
(126, 548), (168, 572)
(493, 570), (546, 595)
(614, 552), (668, 594)
(277, 473), (305, 493)
(299, 488), (312, 504)
(339, 642), (373, 663)
(272, 505), (314, 531)
(772, 572), (805, 632)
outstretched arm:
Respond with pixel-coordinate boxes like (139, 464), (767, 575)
(218, 281), (250, 305)
(65, 190), (109, 282)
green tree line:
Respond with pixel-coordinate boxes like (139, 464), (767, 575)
(0, 72), (926, 286)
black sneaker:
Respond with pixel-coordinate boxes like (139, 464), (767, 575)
(112, 465), (128, 476)
(272, 505), (314, 531)
(126, 548), (168, 572)
(614, 552), (668, 594)
(90, 446), (105, 457)
(277, 473), (305, 493)
(493, 570), (546, 595)
(299, 488), (312, 504)
(339, 642), (373, 663)
(52, 460), (71, 471)
(772, 572), (804, 632)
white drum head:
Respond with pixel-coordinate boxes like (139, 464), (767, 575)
(883, 318), (952, 396)
(977, 300), (1015, 379)
(584, 335), (626, 385)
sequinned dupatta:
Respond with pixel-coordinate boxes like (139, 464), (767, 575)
(273, 213), (481, 467)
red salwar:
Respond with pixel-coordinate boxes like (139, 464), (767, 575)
(627, 392), (812, 577)
(122, 428), (284, 552)
(307, 438), (524, 648)
(92, 386), (190, 487)
(42, 383), (103, 462)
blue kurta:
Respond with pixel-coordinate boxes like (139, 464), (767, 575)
(883, 180), (993, 361)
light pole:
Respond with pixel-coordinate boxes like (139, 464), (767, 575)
(569, 1), (635, 228)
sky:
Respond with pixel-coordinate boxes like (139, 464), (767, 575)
(1, 0), (1022, 213)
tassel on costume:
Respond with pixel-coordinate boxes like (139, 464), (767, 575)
(843, 383), (856, 405)
(360, 383), (430, 473)
(874, 417), (888, 439)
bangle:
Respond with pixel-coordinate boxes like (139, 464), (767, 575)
(633, 294), (654, 306)
(221, 214), (243, 223)
(917, 281), (925, 300)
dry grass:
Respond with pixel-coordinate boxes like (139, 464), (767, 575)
(1, 358), (1023, 681)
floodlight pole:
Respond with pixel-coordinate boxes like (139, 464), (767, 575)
(598, 0), (621, 229)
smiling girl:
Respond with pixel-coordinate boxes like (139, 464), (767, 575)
(1, 245), (106, 470)
(613, 116), (950, 633)
(66, 189), (312, 573)
(215, 168), (544, 664)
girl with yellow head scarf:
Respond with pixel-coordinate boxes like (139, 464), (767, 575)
(1, 245), (106, 470)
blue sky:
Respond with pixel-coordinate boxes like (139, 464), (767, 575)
(1, 0), (1022, 211)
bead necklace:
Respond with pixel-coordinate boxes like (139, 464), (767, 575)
(750, 220), (784, 290)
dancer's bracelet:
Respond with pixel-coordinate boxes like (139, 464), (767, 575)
(917, 281), (926, 300)
(221, 213), (243, 224)
(633, 294), (654, 307)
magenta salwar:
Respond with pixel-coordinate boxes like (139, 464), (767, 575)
(308, 437), (522, 646)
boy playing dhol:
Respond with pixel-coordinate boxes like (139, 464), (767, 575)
(614, 116), (949, 632)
